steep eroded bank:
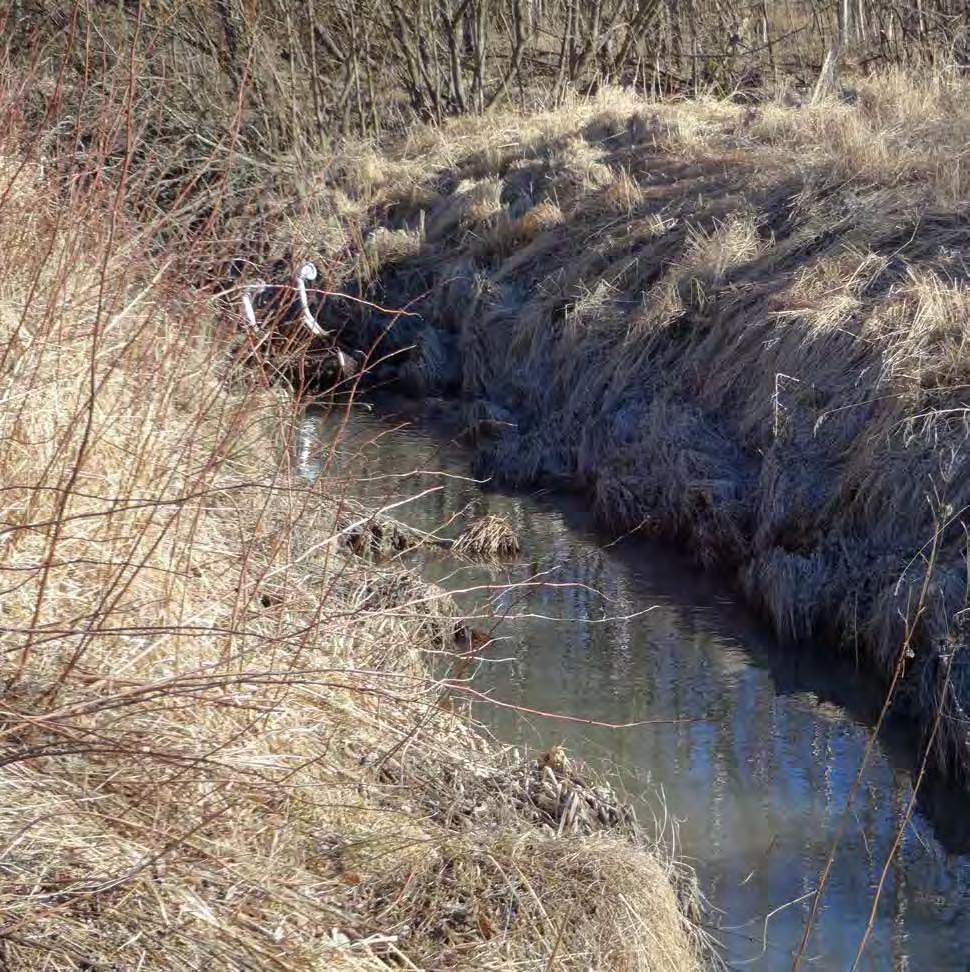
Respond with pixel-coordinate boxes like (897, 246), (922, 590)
(324, 71), (970, 779)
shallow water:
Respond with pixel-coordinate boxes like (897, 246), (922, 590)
(299, 402), (970, 970)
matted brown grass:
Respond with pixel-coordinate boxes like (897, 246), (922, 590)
(452, 514), (522, 560)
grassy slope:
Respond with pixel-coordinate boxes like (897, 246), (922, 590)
(0, 125), (704, 971)
(326, 69), (970, 777)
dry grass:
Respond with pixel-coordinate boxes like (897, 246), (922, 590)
(318, 66), (970, 778)
(0, 74), (704, 972)
(367, 834), (697, 970)
(452, 515), (522, 561)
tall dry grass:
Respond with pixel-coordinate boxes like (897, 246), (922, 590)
(0, 48), (704, 972)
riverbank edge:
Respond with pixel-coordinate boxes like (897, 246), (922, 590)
(326, 77), (970, 785)
(0, 152), (708, 967)
(397, 287), (969, 783)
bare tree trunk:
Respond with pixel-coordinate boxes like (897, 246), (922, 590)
(762, 0), (776, 81)
(612, 0), (662, 78)
(554, 0), (574, 101)
(473, 0), (487, 113)
(444, 0), (472, 113)
(349, 4), (365, 133)
(306, 0), (325, 136)
(363, 6), (381, 133)
(812, 41), (842, 102)
(485, 0), (529, 109)
(841, 0), (853, 46)
(570, 0), (604, 82)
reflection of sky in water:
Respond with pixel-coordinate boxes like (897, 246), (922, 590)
(299, 404), (970, 970)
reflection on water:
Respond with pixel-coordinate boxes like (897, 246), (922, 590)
(299, 403), (970, 970)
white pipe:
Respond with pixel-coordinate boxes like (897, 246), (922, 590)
(241, 280), (268, 332)
(335, 348), (355, 378)
(296, 262), (330, 339)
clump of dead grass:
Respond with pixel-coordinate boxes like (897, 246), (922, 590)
(365, 832), (699, 971)
(453, 514), (522, 560)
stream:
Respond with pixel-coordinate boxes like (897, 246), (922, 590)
(298, 400), (970, 970)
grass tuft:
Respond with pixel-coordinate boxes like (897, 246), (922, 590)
(452, 514), (523, 561)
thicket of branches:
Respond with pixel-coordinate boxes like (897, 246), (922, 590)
(5, 0), (968, 148)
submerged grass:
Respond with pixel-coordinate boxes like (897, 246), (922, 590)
(0, 67), (705, 972)
(320, 67), (970, 779)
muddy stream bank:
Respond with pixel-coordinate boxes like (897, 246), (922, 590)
(299, 400), (970, 969)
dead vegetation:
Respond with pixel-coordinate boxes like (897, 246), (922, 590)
(4, 2), (967, 964)
(9, 0), (966, 141)
(319, 66), (970, 779)
(452, 514), (522, 560)
(0, 51), (705, 972)
(363, 832), (698, 970)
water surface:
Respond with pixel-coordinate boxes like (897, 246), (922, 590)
(299, 402), (970, 970)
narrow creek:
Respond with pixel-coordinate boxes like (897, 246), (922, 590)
(299, 400), (970, 970)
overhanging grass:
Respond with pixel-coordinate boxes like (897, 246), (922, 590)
(322, 67), (970, 779)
